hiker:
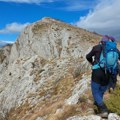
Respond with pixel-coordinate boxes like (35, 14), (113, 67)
(107, 36), (119, 91)
(86, 35), (120, 118)
(105, 36), (120, 91)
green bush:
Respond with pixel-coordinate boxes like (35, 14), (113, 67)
(105, 85), (120, 115)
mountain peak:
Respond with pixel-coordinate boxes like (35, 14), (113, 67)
(41, 17), (58, 21)
(41, 17), (65, 23)
(0, 17), (104, 120)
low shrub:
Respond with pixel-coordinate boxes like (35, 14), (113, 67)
(105, 85), (120, 115)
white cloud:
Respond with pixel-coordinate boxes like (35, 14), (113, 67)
(0, 22), (30, 34)
(64, 0), (99, 11)
(0, 0), (99, 11)
(75, 0), (120, 39)
(0, 0), (98, 10)
(0, 40), (14, 47)
(0, 0), (55, 4)
(0, 40), (14, 44)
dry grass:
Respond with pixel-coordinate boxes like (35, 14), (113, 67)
(24, 100), (64, 120)
(47, 105), (77, 120)
(6, 101), (31, 120)
(46, 101), (93, 120)
(25, 102), (88, 120)
(5, 69), (92, 120)
(6, 74), (75, 120)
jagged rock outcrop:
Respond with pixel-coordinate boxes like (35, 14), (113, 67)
(8, 17), (99, 63)
(67, 113), (120, 120)
(0, 44), (12, 73)
(0, 17), (119, 120)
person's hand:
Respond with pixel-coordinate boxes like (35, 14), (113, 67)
(108, 87), (114, 93)
(118, 60), (120, 64)
(117, 61), (120, 76)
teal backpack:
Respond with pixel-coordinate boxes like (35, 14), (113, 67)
(93, 41), (119, 74)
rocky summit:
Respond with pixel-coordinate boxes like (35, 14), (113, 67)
(0, 17), (120, 120)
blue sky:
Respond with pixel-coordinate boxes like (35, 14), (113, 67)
(0, 0), (120, 43)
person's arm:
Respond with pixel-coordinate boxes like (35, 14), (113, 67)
(118, 49), (120, 60)
(117, 49), (120, 76)
(86, 47), (95, 65)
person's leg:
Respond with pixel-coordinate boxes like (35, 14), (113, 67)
(91, 69), (109, 117)
(99, 85), (109, 110)
(91, 81), (108, 118)
(111, 74), (117, 89)
(91, 81), (103, 106)
(100, 85), (108, 99)
(108, 74), (117, 93)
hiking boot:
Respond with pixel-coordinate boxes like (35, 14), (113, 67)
(93, 102), (109, 117)
(94, 101), (98, 106)
(97, 104), (109, 118)
(99, 111), (108, 118)
(93, 101), (99, 114)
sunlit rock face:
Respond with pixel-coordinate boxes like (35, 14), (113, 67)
(0, 17), (105, 120)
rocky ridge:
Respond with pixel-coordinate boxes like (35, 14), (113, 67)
(0, 17), (119, 120)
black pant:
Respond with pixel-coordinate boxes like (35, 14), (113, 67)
(108, 74), (117, 89)
(92, 69), (110, 86)
(92, 68), (117, 88)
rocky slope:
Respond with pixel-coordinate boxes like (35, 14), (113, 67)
(0, 17), (119, 120)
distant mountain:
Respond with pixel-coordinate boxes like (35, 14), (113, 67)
(0, 41), (13, 48)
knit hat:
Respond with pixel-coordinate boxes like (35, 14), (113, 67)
(109, 36), (115, 42)
(100, 35), (109, 42)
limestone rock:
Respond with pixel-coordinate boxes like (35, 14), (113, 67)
(67, 115), (101, 120)
(35, 117), (44, 120)
(108, 113), (120, 120)
(65, 75), (91, 105)
(67, 113), (120, 120)
(0, 17), (105, 119)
